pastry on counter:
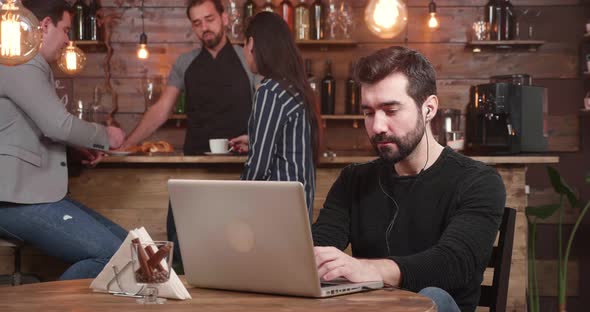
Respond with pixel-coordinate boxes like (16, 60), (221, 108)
(125, 141), (175, 153)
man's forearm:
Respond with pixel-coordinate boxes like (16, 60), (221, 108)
(122, 105), (171, 149)
(360, 258), (402, 287)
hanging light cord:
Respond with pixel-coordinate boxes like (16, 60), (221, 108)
(140, 0), (145, 35)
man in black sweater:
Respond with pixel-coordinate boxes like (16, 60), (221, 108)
(312, 47), (506, 312)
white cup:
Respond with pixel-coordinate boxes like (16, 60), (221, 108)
(209, 138), (231, 153)
(586, 23), (590, 34)
(584, 97), (590, 110)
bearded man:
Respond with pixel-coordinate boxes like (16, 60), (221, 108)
(311, 46), (506, 312)
(118, 0), (257, 268)
(120, 0), (256, 155)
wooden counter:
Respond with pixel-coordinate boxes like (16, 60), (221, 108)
(100, 154), (558, 165)
(3, 154), (559, 312)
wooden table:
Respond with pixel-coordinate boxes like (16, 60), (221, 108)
(0, 279), (436, 312)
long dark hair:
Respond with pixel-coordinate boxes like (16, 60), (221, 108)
(245, 12), (320, 164)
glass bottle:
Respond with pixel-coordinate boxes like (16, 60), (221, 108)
(484, 0), (497, 39)
(310, 0), (324, 40)
(345, 62), (360, 115)
(496, 0), (515, 40)
(306, 59), (321, 114)
(295, 0), (310, 40)
(73, 0), (88, 40)
(321, 60), (335, 115)
(244, 0), (255, 21)
(305, 59), (318, 93)
(280, 0), (295, 34)
(86, 0), (100, 41)
(262, 0), (275, 13)
(175, 91), (186, 114)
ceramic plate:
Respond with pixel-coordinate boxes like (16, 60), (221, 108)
(106, 150), (134, 156)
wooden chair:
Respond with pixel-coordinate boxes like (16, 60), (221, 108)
(478, 207), (516, 312)
(0, 232), (40, 286)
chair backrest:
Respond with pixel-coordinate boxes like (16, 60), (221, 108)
(478, 207), (516, 312)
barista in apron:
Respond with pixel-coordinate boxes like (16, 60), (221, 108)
(183, 40), (252, 155)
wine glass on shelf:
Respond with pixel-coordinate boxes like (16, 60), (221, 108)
(338, 1), (354, 39)
(130, 240), (174, 304)
(325, 0), (340, 39)
(141, 75), (163, 112)
(225, 0), (243, 42)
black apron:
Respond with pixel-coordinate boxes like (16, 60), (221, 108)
(183, 42), (252, 155)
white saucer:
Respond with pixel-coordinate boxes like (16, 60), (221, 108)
(106, 150), (133, 156)
(204, 152), (234, 156)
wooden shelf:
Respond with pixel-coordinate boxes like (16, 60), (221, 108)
(321, 114), (363, 120)
(467, 40), (545, 52)
(296, 39), (358, 47)
(231, 39), (358, 49)
(580, 109), (590, 115)
(169, 114), (187, 120)
(74, 40), (107, 53)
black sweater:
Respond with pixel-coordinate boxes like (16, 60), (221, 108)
(312, 147), (506, 312)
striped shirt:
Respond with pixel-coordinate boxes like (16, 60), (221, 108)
(241, 78), (316, 221)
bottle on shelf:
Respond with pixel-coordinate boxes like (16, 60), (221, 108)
(280, 0), (295, 34)
(321, 60), (335, 115)
(345, 62), (361, 115)
(294, 0), (310, 40)
(305, 59), (318, 93)
(73, 0), (88, 40)
(310, 0), (324, 40)
(496, 0), (515, 40)
(262, 0), (275, 13)
(484, 0), (497, 39)
(86, 0), (101, 41)
(244, 0), (255, 21)
(175, 91), (186, 114)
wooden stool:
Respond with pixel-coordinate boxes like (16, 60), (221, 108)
(0, 235), (40, 286)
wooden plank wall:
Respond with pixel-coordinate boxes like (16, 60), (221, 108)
(57, 0), (584, 154)
(2, 0), (581, 310)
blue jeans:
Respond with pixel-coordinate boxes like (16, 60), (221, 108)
(0, 198), (127, 280)
(418, 287), (461, 312)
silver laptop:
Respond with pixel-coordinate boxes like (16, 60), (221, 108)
(168, 179), (383, 297)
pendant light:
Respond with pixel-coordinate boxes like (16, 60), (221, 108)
(57, 41), (86, 75)
(137, 0), (148, 60)
(0, 0), (41, 66)
(427, 0), (439, 29)
(364, 0), (408, 39)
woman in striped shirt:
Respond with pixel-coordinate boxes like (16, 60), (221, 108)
(229, 12), (320, 221)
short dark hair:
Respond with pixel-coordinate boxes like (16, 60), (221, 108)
(22, 0), (72, 26)
(186, 0), (224, 20)
(355, 46), (437, 108)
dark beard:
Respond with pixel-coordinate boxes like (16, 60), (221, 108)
(370, 114), (425, 164)
(201, 30), (224, 49)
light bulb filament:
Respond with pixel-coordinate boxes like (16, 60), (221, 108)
(428, 12), (439, 29)
(373, 0), (399, 30)
(1, 12), (21, 57)
(137, 44), (149, 59)
(66, 48), (77, 70)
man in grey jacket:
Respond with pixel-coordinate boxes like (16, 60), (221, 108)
(0, 0), (127, 280)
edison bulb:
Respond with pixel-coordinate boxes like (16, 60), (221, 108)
(0, 0), (41, 66)
(137, 32), (149, 59)
(428, 13), (439, 29)
(364, 0), (408, 39)
(137, 43), (149, 59)
(57, 41), (86, 75)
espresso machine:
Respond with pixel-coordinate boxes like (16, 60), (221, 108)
(465, 82), (548, 155)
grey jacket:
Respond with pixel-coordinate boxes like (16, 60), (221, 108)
(0, 55), (110, 204)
